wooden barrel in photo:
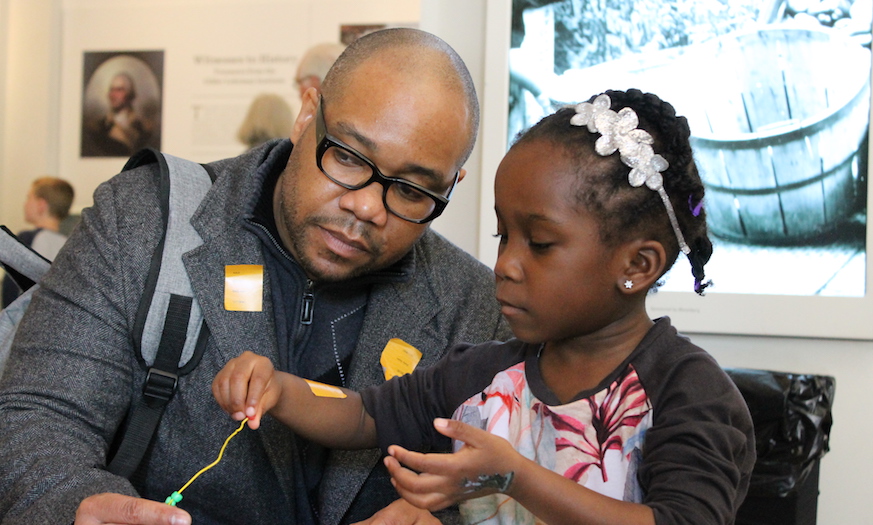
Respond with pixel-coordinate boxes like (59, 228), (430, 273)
(686, 28), (871, 244)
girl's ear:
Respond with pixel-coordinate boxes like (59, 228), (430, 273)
(616, 239), (667, 294)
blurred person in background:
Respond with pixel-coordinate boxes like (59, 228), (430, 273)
(237, 93), (295, 150)
(2, 177), (74, 308)
(295, 42), (346, 98)
(237, 42), (346, 151)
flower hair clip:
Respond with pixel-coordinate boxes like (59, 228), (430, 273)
(571, 94), (690, 255)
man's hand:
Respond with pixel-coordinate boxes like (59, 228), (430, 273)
(75, 493), (191, 525)
(212, 350), (281, 429)
(351, 498), (441, 525)
(384, 418), (520, 511)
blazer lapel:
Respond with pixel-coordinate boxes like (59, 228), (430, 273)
(185, 202), (302, 512)
(318, 255), (449, 525)
(183, 232), (274, 365)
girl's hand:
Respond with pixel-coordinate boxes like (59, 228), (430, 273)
(383, 418), (521, 511)
(211, 350), (281, 430)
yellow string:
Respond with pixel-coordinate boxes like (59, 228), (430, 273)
(176, 418), (248, 495)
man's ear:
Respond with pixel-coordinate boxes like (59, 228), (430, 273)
(457, 168), (467, 184)
(617, 239), (667, 294)
(290, 88), (319, 144)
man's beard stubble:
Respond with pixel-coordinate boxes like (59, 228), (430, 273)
(273, 157), (387, 283)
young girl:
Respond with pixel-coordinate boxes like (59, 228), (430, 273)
(213, 89), (755, 525)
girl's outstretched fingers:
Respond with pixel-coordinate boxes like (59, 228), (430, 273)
(385, 419), (521, 509)
(384, 447), (455, 511)
(431, 417), (477, 443)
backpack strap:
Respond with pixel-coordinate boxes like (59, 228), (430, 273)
(0, 226), (51, 292)
(133, 151), (213, 369)
(0, 284), (39, 376)
(107, 149), (214, 478)
(0, 228), (53, 376)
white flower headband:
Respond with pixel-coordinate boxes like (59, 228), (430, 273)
(571, 94), (690, 255)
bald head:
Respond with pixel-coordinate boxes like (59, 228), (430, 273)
(321, 28), (479, 166)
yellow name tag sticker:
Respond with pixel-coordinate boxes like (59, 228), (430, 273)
(304, 379), (347, 398)
(224, 265), (264, 312)
(380, 338), (422, 380)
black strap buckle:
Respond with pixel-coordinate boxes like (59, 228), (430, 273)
(143, 367), (178, 406)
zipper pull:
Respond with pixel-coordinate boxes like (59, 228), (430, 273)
(301, 280), (314, 325)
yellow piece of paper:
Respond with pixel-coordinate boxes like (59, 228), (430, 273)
(304, 379), (347, 398)
(224, 265), (264, 312)
(380, 338), (422, 380)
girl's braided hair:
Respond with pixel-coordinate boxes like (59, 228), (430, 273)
(512, 88), (712, 294)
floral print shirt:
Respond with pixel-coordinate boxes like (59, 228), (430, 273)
(453, 361), (652, 524)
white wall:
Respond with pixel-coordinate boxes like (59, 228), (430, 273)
(0, 0), (61, 236)
(422, 0), (510, 268)
(418, 0), (490, 253)
(0, 2), (6, 197)
(2, 0), (871, 523)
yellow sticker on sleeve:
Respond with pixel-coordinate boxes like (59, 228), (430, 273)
(224, 265), (264, 312)
(380, 338), (422, 380)
(304, 379), (347, 398)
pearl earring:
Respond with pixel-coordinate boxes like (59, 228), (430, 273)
(624, 280), (634, 289)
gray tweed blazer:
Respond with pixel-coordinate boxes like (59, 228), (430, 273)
(0, 141), (511, 524)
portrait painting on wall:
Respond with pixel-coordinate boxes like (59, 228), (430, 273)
(80, 50), (164, 158)
(509, 0), (871, 299)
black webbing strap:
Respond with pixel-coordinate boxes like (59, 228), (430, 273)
(0, 225), (47, 292)
(107, 294), (193, 478)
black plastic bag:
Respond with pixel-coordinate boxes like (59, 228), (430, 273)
(725, 368), (835, 498)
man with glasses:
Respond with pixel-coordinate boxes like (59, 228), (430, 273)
(0, 28), (510, 525)
(314, 95), (458, 225)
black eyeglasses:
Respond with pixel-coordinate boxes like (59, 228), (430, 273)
(314, 97), (458, 224)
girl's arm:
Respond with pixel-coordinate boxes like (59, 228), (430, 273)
(212, 350), (377, 449)
(385, 418), (655, 525)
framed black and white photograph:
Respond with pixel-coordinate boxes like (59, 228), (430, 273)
(486, 0), (873, 338)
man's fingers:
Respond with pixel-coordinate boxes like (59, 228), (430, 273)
(75, 493), (191, 525)
(348, 497), (441, 525)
